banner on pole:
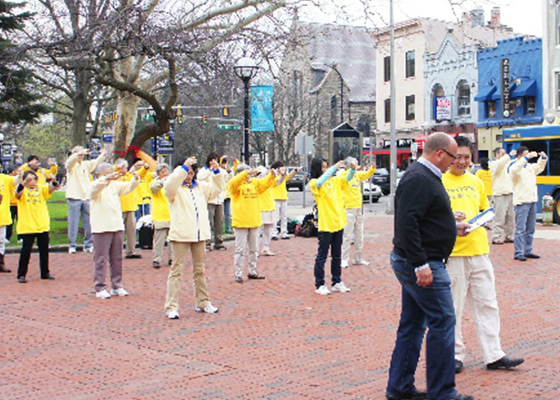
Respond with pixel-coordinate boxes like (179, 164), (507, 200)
(250, 85), (274, 132)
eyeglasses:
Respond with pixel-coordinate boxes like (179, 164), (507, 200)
(440, 148), (457, 160)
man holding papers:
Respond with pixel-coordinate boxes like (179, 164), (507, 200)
(443, 136), (524, 374)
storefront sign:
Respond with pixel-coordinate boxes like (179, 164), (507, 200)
(435, 96), (452, 121)
(501, 58), (511, 118)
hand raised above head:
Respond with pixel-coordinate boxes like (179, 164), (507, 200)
(209, 159), (220, 170)
(184, 157), (197, 169)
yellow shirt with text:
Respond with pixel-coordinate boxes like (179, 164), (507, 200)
(341, 167), (375, 209)
(442, 172), (489, 257)
(229, 171), (275, 228)
(17, 185), (52, 234)
(475, 169), (493, 197)
(309, 175), (348, 233)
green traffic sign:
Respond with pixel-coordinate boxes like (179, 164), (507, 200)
(217, 124), (241, 130)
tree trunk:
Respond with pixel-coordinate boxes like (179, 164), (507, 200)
(71, 70), (92, 147)
(113, 91), (140, 160)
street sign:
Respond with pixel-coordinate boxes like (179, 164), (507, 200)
(217, 124), (241, 130)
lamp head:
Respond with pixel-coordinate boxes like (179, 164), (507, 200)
(234, 57), (259, 79)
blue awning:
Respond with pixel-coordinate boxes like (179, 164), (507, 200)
(474, 85), (497, 102)
(511, 79), (537, 98)
(491, 83), (517, 100)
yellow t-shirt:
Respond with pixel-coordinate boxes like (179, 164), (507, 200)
(20, 164), (58, 186)
(309, 174), (349, 233)
(118, 172), (139, 212)
(16, 185), (52, 234)
(442, 172), (490, 257)
(475, 169), (493, 197)
(272, 177), (289, 201)
(0, 174), (15, 226)
(150, 176), (170, 222)
(259, 182), (277, 212)
(342, 167), (375, 209)
(229, 171), (275, 228)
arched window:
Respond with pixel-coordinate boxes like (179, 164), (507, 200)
(432, 84), (445, 121)
(457, 80), (471, 116)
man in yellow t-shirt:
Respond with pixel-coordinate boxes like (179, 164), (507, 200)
(115, 159), (141, 259)
(15, 170), (59, 283)
(270, 161), (298, 240)
(20, 155), (58, 185)
(150, 164), (172, 269)
(443, 136), (524, 374)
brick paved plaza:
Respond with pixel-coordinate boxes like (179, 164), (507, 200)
(1, 214), (559, 400)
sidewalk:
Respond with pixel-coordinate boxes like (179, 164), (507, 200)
(0, 214), (559, 399)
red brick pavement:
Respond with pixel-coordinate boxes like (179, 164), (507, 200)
(1, 214), (559, 399)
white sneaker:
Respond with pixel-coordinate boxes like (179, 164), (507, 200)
(111, 288), (129, 296)
(68, 247), (77, 254)
(84, 247), (94, 253)
(195, 303), (219, 313)
(315, 285), (331, 295)
(332, 282), (351, 292)
(353, 259), (370, 266)
(96, 289), (111, 299)
(341, 261), (349, 269)
(261, 250), (276, 256)
(166, 310), (180, 319)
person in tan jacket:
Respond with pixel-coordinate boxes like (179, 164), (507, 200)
(509, 146), (548, 261)
(489, 147), (516, 245)
(65, 147), (107, 254)
(163, 157), (225, 319)
(90, 163), (139, 299)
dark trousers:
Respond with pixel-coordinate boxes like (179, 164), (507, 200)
(313, 229), (343, 288)
(6, 205), (17, 241)
(387, 252), (457, 400)
(18, 231), (50, 279)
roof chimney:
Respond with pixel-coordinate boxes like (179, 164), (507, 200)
(471, 9), (484, 27)
(490, 7), (501, 28)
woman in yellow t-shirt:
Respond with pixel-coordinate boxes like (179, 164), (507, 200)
(15, 170), (58, 283)
(475, 157), (493, 203)
(309, 157), (356, 296)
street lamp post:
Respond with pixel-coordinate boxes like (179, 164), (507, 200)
(234, 57), (259, 163)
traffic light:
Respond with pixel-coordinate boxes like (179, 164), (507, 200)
(203, 115), (208, 124)
(222, 107), (229, 117)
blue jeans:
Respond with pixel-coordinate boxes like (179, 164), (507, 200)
(514, 202), (536, 258)
(135, 204), (151, 221)
(313, 230), (343, 288)
(387, 252), (457, 400)
(224, 198), (232, 233)
(67, 199), (92, 250)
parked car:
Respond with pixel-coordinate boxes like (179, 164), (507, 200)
(362, 181), (383, 202)
(286, 171), (308, 191)
(373, 168), (390, 195)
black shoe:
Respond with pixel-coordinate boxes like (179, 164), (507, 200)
(125, 254), (142, 259)
(525, 253), (540, 259)
(455, 359), (463, 374)
(486, 355), (525, 370)
(153, 261), (161, 269)
(514, 255), (527, 261)
(214, 245), (227, 251)
(448, 394), (473, 400)
(235, 276), (243, 284)
(271, 236), (279, 241)
(168, 259), (172, 266)
(247, 273), (266, 280)
(41, 274), (55, 280)
(17, 276), (27, 283)
(386, 388), (428, 400)
(281, 236), (290, 240)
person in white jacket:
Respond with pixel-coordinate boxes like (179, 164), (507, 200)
(90, 163), (139, 299)
(65, 147), (106, 254)
(489, 147), (516, 245)
(163, 156), (225, 319)
(509, 146), (548, 261)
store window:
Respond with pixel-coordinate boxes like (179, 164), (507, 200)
(406, 95), (415, 121)
(487, 101), (496, 118)
(457, 81), (471, 116)
(526, 96), (536, 114)
(405, 51), (415, 78)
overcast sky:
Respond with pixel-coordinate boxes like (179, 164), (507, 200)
(301, 0), (542, 37)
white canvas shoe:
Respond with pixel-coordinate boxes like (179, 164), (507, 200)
(195, 303), (219, 313)
(111, 288), (129, 297)
(315, 285), (331, 295)
(332, 282), (351, 292)
(96, 289), (111, 299)
(353, 259), (370, 266)
(166, 310), (180, 319)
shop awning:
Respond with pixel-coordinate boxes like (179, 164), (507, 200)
(474, 85), (497, 102)
(511, 79), (537, 98)
(491, 83), (517, 100)
(364, 149), (412, 155)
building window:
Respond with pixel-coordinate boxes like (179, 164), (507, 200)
(330, 96), (338, 127)
(526, 96), (536, 114)
(406, 95), (415, 121)
(509, 99), (516, 116)
(487, 101), (496, 118)
(384, 98), (391, 123)
(384, 56), (391, 82)
(457, 81), (471, 116)
(432, 84), (445, 120)
(405, 51), (415, 78)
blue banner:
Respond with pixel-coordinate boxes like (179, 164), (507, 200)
(250, 85), (274, 132)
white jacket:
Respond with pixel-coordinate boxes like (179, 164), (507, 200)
(164, 166), (225, 242)
(197, 166), (231, 205)
(90, 176), (139, 233)
(65, 152), (106, 200)
(489, 154), (514, 196)
(509, 156), (547, 206)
